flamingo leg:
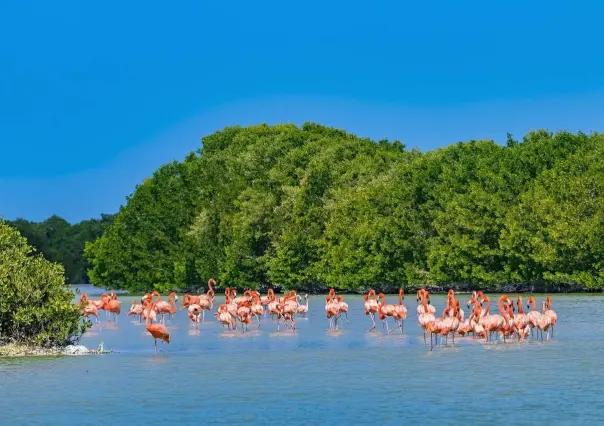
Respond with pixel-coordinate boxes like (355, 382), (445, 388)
(368, 313), (376, 332)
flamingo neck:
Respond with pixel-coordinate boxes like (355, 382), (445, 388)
(498, 298), (508, 320)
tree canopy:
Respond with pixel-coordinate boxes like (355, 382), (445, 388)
(84, 123), (604, 293)
(9, 214), (114, 284)
(0, 221), (89, 347)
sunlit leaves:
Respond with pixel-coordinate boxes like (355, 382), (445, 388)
(0, 222), (87, 346)
(85, 123), (604, 292)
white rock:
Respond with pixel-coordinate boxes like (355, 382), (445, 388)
(64, 345), (89, 355)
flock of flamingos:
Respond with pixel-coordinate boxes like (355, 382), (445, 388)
(77, 278), (559, 352)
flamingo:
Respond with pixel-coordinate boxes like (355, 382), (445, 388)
(261, 289), (274, 316)
(187, 304), (203, 327)
(469, 302), (487, 339)
(543, 296), (558, 339)
(417, 290), (436, 347)
(466, 290), (486, 319)
(215, 304), (236, 330)
(439, 301), (461, 345)
(105, 293), (121, 323)
(127, 299), (145, 322)
(296, 294), (309, 318)
(275, 299), (297, 332)
(364, 289), (379, 331)
(144, 295), (170, 353)
(236, 301), (253, 333)
(250, 294), (264, 327)
(377, 293), (397, 334)
(154, 292), (178, 324)
(513, 296), (530, 340)
(78, 294), (99, 323)
(335, 295), (349, 324)
(391, 289), (408, 333)
(526, 296), (546, 339)
(478, 296), (506, 342)
(278, 291), (298, 331)
(499, 297), (516, 342)
(325, 290), (340, 330)
(416, 289), (435, 315)
(267, 291), (280, 320)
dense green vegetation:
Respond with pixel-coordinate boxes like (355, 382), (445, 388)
(85, 123), (604, 293)
(0, 221), (89, 347)
(8, 214), (114, 284)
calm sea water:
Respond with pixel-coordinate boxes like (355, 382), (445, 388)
(1, 286), (602, 425)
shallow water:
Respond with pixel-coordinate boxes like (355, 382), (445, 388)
(1, 288), (602, 425)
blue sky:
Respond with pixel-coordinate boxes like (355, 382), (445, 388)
(1, 1), (603, 223)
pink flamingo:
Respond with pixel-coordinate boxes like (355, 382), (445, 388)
(377, 293), (397, 333)
(236, 300), (253, 333)
(543, 296), (557, 339)
(325, 290), (340, 330)
(105, 293), (121, 323)
(416, 289), (436, 315)
(215, 303), (235, 330)
(296, 294), (309, 318)
(142, 291), (158, 323)
(78, 294), (100, 323)
(144, 295), (170, 353)
(335, 295), (349, 325)
(391, 289), (408, 333)
(417, 290), (436, 347)
(364, 289), (380, 331)
(478, 296), (506, 342)
(513, 296), (530, 340)
(127, 299), (145, 322)
(154, 292), (177, 324)
(526, 296), (547, 339)
(187, 304), (203, 327)
(250, 293), (264, 327)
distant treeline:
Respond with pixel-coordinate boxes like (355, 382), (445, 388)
(9, 214), (114, 284)
(82, 123), (603, 293)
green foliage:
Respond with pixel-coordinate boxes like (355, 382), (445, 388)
(85, 157), (200, 292)
(0, 221), (89, 347)
(85, 123), (604, 292)
(501, 133), (604, 289)
(8, 214), (114, 284)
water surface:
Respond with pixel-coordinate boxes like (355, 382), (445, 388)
(1, 288), (601, 425)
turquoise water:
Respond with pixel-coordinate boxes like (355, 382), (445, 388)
(1, 288), (602, 425)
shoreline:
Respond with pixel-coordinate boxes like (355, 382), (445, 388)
(84, 288), (603, 297)
(0, 344), (62, 357)
(0, 343), (112, 358)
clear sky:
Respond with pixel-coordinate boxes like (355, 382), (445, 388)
(1, 1), (603, 223)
